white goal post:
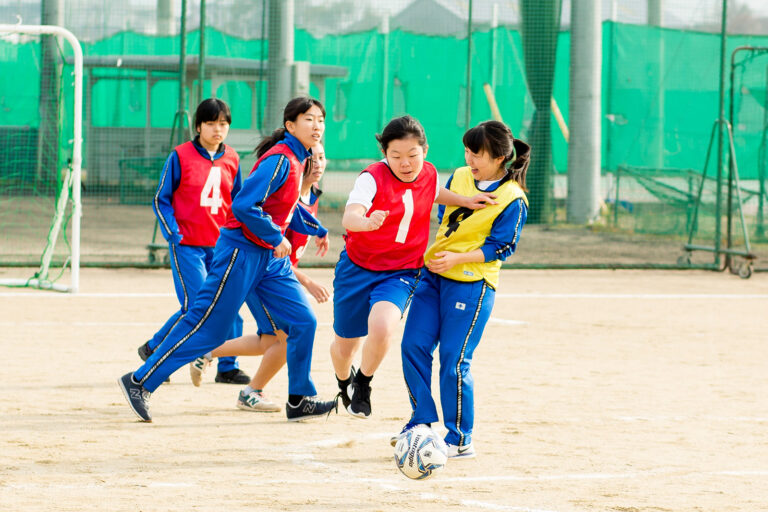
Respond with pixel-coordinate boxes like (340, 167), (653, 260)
(0, 23), (82, 293)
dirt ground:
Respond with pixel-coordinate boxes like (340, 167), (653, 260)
(0, 268), (767, 512)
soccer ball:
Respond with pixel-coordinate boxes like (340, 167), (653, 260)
(393, 425), (448, 480)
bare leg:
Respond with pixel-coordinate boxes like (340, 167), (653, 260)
(249, 331), (287, 390)
(359, 301), (402, 376)
(330, 334), (361, 380)
(211, 334), (272, 358)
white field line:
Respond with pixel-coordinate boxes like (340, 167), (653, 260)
(3, 319), (519, 328)
(0, 321), (334, 327)
(0, 292), (177, 297)
(3, 292), (768, 299)
(2, 428), (765, 511)
(497, 293), (768, 299)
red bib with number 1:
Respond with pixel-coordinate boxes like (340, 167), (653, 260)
(345, 161), (437, 271)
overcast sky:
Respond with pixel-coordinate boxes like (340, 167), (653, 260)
(369, 0), (768, 19)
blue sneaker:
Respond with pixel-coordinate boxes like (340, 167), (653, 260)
(389, 422), (428, 447)
(117, 372), (152, 422)
(285, 395), (338, 422)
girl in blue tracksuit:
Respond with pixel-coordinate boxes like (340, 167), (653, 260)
(138, 98), (247, 384)
(118, 97), (337, 423)
(396, 121), (530, 459)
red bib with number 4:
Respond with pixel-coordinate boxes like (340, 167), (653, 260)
(345, 161), (437, 271)
(173, 141), (239, 247)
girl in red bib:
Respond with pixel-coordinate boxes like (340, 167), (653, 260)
(331, 115), (495, 419)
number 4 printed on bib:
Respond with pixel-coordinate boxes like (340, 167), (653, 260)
(200, 166), (223, 214)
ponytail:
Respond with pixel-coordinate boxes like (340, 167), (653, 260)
(253, 96), (326, 159)
(254, 127), (287, 158)
(506, 138), (531, 192)
(463, 120), (530, 192)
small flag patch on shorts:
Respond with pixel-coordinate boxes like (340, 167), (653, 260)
(463, 270), (474, 276)
(455, 302), (466, 310)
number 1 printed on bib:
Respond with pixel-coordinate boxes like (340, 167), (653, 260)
(395, 189), (414, 244)
(200, 166), (223, 214)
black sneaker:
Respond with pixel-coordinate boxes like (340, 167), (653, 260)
(347, 376), (372, 419)
(285, 395), (338, 422)
(336, 366), (356, 409)
(137, 342), (170, 383)
(215, 369), (251, 384)
(117, 372), (152, 422)
(137, 341), (153, 361)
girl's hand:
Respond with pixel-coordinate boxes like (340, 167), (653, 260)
(305, 279), (330, 303)
(463, 193), (497, 210)
(426, 251), (462, 274)
(366, 210), (388, 231)
(315, 234), (330, 257)
(273, 237), (292, 259)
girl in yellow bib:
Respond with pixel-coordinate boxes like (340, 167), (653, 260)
(395, 121), (530, 458)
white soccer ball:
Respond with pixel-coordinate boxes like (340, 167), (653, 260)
(393, 425), (448, 480)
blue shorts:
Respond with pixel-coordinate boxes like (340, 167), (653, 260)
(332, 250), (422, 339)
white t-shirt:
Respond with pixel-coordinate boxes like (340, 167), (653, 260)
(476, 170), (508, 191)
(346, 160), (441, 210)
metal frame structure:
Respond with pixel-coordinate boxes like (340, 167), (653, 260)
(681, 46), (768, 278)
(0, 23), (83, 292)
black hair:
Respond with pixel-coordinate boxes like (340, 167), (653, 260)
(255, 97), (326, 158)
(462, 120), (531, 191)
(194, 98), (231, 130)
(375, 115), (427, 153)
(303, 142), (325, 179)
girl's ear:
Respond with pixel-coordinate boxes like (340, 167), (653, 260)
(285, 120), (296, 135)
(423, 144), (429, 159)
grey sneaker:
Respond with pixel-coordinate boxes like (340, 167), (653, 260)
(237, 390), (281, 412)
(285, 395), (338, 422)
(117, 372), (152, 422)
(189, 356), (211, 387)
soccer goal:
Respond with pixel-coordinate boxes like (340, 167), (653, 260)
(0, 24), (82, 293)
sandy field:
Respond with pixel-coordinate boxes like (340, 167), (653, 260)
(0, 267), (767, 512)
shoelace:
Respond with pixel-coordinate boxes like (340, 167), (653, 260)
(325, 394), (341, 419)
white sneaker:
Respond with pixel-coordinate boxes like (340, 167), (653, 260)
(189, 356), (211, 387)
(446, 442), (476, 459)
(237, 390), (281, 412)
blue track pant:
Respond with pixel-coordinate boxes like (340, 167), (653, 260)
(148, 243), (242, 373)
(401, 271), (494, 447)
(134, 239), (318, 395)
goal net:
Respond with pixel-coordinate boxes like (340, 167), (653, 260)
(0, 24), (82, 292)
